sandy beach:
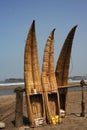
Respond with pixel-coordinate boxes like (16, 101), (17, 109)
(0, 89), (87, 130)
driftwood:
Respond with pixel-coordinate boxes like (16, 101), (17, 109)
(55, 25), (77, 111)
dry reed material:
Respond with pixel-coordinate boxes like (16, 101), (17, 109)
(55, 25), (77, 111)
(24, 20), (45, 127)
(42, 29), (60, 124)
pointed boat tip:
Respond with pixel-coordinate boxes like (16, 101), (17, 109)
(33, 20), (35, 23)
(31, 20), (35, 32)
(26, 20), (36, 40)
(73, 25), (78, 30)
(51, 28), (56, 36)
(32, 20), (35, 26)
(75, 25), (78, 27)
(53, 28), (56, 32)
(52, 28), (56, 33)
(69, 25), (78, 33)
(75, 25), (78, 28)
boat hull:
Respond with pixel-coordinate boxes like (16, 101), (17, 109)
(42, 29), (60, 124)
(24, 20), (45, 127)
(55, 25), (77, 111)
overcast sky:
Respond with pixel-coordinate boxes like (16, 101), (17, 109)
(0, 0), (87, 81)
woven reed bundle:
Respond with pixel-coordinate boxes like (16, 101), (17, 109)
(42, 29), (60, 124)
(41, 36), (50, 92)
(24, 20), (42, 94)
(55, 25), (77, 86)
(41, 73), (50, 92)
(55, 25), (77, 111)
(42, 48), (50, 73)
(24, 23), (34, 94)
(42, 29), (58, 91)
(48, 29), (58, 91)
(24, 21), (45, 127)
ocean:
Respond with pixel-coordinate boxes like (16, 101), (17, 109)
(0, 81), (87, 95)
(0, 82), (24, 95)
(0, 89), (14, 95)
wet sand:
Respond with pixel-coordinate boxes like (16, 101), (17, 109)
(0, 89), (87, 130)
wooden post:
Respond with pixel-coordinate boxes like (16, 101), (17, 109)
(14, 87), (24, 127)
(80, 80), (85, 117)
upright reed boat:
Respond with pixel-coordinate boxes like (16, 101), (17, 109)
(55, 25), (77, 111)
(24, 20), (45, 127)
(42, 29), (60, 124)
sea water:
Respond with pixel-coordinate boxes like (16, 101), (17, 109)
(0, 89), (14, 95)
(0, 82), (24, 95)
(0, 81), (87, 95)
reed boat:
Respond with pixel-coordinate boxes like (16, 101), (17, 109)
(55, 25), (77, 112)
(42, 29), (60, 124)
(24, 20), (45, 127)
